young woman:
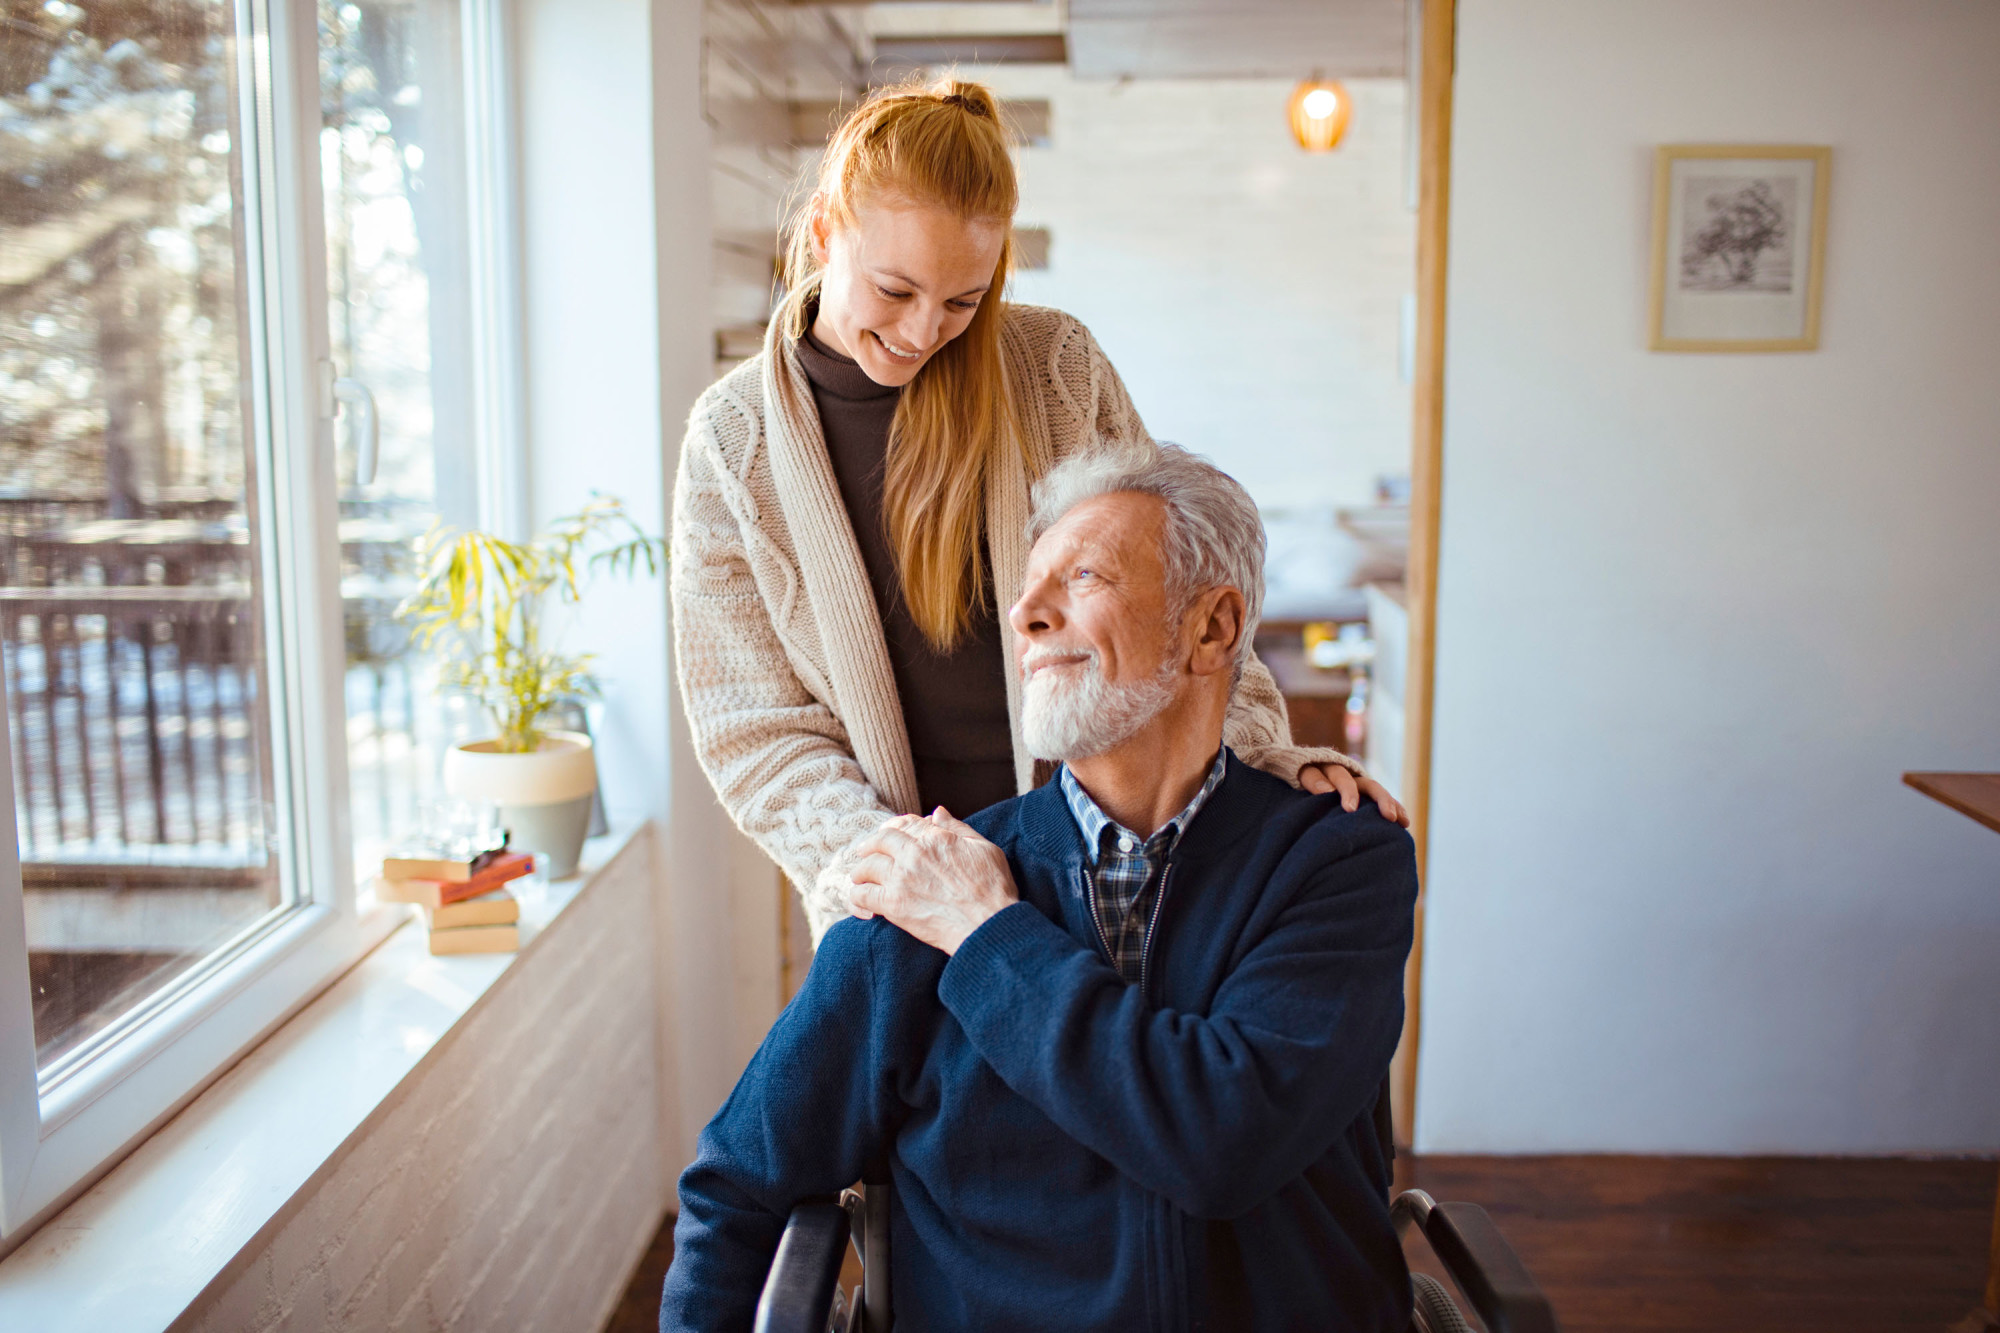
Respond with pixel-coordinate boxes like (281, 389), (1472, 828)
(672, 76), (1403, 936)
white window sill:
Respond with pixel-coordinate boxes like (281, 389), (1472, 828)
(0, 824), (648, 1332)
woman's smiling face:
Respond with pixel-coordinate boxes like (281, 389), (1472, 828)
(810, 196), (1007, 387)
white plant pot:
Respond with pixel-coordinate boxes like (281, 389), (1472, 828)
(443, 730), (597, 879)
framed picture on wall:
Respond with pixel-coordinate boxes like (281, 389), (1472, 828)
(1649, 144), (1831, 352)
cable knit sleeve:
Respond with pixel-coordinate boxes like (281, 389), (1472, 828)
(1042, 312), (1366, 787)
(1224, 654), (1366, 782)
(671, 385), (897, 934)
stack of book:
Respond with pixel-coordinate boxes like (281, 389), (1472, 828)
(376, 846), (534, 955)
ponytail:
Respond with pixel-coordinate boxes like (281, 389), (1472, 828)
(777, 75), (1020, 650)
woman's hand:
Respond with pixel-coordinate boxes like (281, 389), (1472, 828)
(1299, 763), (1410, 828)
(847, 809), (1020, 956)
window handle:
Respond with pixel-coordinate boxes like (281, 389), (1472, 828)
(317, 360), (379, 486)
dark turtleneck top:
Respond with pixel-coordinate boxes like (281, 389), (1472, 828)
(795, 327), (1017, 819)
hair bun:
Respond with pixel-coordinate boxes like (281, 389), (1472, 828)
(937, 81), (997, 119)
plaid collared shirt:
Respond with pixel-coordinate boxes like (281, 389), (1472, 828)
(1059, 748), (1228, 985)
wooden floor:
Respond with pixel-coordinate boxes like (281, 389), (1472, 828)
(606, 1212), (678, 1333)
(608, 1155), (1998, 1332)
(1396, 1155), (1996, 1333)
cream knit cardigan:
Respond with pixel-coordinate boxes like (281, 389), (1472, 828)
(671, 304), (1361, 935)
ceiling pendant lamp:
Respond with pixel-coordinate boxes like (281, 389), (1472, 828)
(1287, 75), (1352, 153)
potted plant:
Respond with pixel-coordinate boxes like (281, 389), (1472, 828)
(397, 496), (665, 878)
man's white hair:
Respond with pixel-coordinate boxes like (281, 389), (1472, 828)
(1026, 442), (1266, 675)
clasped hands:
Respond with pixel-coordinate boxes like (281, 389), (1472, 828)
(842, 763), (1400, 956)
(846, 809), (1019, 957)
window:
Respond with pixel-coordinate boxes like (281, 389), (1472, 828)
(0, 0), (514, 1235)
(3, 0), (288, 1084)
(321, 0), (495, 871)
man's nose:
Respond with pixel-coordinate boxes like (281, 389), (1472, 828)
(1009, 573), (1062, 637)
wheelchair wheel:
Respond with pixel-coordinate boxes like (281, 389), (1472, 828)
(1410, 1271), (1475, 1333)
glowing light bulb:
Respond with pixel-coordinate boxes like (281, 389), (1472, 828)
(1287, 78), (1352, 152)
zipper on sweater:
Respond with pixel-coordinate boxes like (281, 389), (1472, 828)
(1082, 867), (1114, 967)
(1137, 862), (1176, 1000)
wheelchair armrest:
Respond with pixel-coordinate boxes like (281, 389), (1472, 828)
(1394, 1189), (1560, 1333)
(754, 1201), (850, 1333)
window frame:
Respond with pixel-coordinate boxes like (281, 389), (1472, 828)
(0, 0), (521, 1239)
(462, 0), (530, 543)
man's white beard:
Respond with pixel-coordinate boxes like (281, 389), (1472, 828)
(1021, 650), (1178, 761)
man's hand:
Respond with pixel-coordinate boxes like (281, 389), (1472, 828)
(1299, 763), (1409, 827)
(847, 809), (1020, 956)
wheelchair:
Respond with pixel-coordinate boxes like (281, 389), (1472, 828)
(751, 1080), (1560, 1333)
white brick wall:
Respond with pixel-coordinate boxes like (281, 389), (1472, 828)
(972, 66), (1418, 514)
(177, 835), (668, 1333)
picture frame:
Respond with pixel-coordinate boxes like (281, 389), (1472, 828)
(1649, 144), (1831, 352)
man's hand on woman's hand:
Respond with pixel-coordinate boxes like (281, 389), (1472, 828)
(847, 809), (1020, 956)
(1299, 763), (1410, 828)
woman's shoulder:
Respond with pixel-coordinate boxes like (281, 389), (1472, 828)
(999, 304), (1143, 457)
(684, 351), (773, 465)
(999, 303), (1118, 400)
(1001, 301), (1096, 354)
(693, 352), (770, 422)
(1000, 301), (1077, 337)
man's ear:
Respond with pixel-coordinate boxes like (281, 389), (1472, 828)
(1185, 586), (1246, 678)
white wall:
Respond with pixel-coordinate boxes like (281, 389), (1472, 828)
(1418, 0), (2000, 1153)
(515, 0), (772, 1176)
(518, 0), (672, 828)
(651, 0), (771, 1171)
(972, 66), (1416, 515)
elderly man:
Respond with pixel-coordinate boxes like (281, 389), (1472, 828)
(661, 445), (1417, 1332)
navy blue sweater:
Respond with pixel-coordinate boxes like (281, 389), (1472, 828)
(662, 753), (1418, 1332)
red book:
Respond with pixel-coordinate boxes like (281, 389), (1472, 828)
(379, 850), (534, 909)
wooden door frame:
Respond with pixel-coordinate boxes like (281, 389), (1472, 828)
(1390, 0), (1457, 1147)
